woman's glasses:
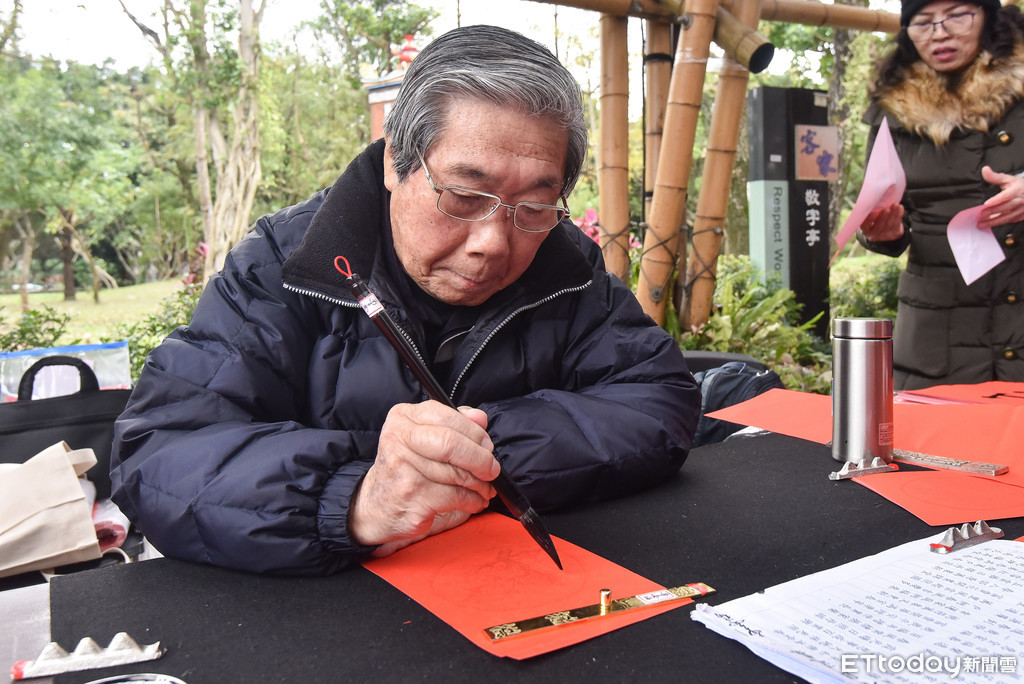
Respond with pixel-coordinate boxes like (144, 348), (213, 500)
(906, 11), (976, 42)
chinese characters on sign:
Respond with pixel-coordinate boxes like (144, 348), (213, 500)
(795, 125), (839, 250)
(795, 125), (840, 182)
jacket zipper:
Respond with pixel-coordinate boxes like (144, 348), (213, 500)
(284, 278), (593, 400)
(450, 280), (592, 398)
(282, 281), (434, 372)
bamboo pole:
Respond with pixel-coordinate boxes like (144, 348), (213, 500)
(724, 0), (899, 33)
(643, 20), (673, 222)
(635, 0), (720, 325)
(527, 0), (680, 19)
(682, 2), (761, 333)
(528, 0), (898, 33)
(598, 14), (632, 280)
(714, 6), (773, 73)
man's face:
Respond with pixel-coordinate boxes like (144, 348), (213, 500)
(384, 98), (569, 306)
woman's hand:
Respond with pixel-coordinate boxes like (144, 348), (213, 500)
(979, 165), (1024, 229)
(859, 203), (905, 243)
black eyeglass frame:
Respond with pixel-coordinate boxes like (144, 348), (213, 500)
(416, 151), (570, 234)
(905, 10), (977, 41)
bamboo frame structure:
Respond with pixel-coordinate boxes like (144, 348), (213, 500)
(643, 20), (673, 222)
(531, 0), (899, 32)
(598, 14), (632, 280)
(750, 0), (899, 33)
(525, 0), (900, 328)
(635, 0), (719, 323)
(543, 0), (681, 19)
(682, 1), (762, 332)
(715, 6), (773, 74)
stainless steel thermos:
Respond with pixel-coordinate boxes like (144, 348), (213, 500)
(831, 318), (894, 463)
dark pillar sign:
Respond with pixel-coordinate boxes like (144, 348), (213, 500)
(748, 87), (832, 336)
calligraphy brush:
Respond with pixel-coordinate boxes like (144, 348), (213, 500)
(334, 256), (563, 570)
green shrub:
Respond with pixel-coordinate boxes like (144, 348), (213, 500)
(106, 246), (205, 383)
(681, 255), (832, 394)
(830, 255), (900, 321)
(109, 283), (201, 384)
(0, 305), (74, 352)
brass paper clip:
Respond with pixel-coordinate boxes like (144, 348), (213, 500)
(484, 583), (715, 641)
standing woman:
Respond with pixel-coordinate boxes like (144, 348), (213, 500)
(858, 1), (1024, 390)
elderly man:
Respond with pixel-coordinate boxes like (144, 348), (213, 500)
(111, 25), (700, 575)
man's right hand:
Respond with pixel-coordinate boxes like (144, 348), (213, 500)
(859, 203), (905, 243)
(348, 401), (499, 556)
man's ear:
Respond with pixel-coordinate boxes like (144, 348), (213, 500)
(383, 136), (400, 192)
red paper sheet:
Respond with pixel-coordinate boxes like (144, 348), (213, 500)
(898, 380), (1024, 405)
(708, 388), (831, 444)
(363, 512), (692, 659)
(708, 388), (1024, 485)
(854, 470), (1024, 525)
(706, 387), (1024, 523)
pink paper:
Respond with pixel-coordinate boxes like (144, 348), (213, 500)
(946, 205), (1006, 284)
(830, 117), (906, 265)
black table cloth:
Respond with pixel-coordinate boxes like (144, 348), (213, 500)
(48, 433), (1024, 683)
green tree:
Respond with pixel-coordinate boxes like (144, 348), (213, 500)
(43, 61), (140, 303)
(116, 65), (203, 284)
(118, 0), (266, 280)
(310, 0), (438, 82)
(0, 61), (67, 309)
(0, 0), (21, 56)
(257, 46), (370, 211)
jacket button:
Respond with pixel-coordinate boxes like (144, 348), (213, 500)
(1004, 349), (1018, 360)
(998, 130), (1013, 144)
(1008, 292), (1019, 304)
(1006, 234), (1017, 247)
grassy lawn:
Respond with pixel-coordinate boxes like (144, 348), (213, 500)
(0, 280), (183, 344)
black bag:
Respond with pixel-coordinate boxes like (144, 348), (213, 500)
(692, 361), (784, 447)
(0, 355), (131, 499)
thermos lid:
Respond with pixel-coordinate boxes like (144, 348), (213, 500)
(832, 317), (893, 339)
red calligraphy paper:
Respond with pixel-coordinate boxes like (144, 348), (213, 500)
(898, 380), (1024, 405)
(854, 470), (1024, 525)
(363, 512), (690, 659)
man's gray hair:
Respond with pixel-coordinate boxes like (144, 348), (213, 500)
(382, 25), (588, 197)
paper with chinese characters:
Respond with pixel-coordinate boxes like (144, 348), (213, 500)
(947, 205), (1006, 284)
(693, 535), (1024, 684)
(363, 512), (689, 659)
(830, 116), (906, 265)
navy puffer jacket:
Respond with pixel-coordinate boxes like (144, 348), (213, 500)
(110, 140), (699, 576)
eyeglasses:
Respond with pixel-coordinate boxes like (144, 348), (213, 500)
(417, 152), (570, 233)
(906, 10), (976, 41)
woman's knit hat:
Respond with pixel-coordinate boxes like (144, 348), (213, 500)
(901, 0), (1002, 27)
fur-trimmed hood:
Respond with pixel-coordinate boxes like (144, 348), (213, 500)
(873, 42), (1024, 145)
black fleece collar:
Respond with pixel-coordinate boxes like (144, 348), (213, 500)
(281, 139), (594, 308)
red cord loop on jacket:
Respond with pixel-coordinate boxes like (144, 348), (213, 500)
(334, 256), (352, 278)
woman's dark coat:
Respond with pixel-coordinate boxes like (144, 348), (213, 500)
(861, 43), (1024, 390)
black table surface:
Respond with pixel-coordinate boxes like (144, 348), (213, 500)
(48, 433), (1024, 683)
